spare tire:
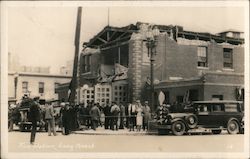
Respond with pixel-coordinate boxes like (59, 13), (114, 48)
(185, 115), (198, 129)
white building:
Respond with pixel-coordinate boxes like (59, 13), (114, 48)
(8, 71), (72, 102)
(8, 53), (72, 103)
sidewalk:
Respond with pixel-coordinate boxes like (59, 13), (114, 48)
(74, 127), (157, 135)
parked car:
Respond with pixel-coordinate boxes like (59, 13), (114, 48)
(156, 100), (244, 136)
(18, 98), (46, 132)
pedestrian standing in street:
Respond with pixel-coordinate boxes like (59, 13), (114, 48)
(97, 103), (104, 127)
(8, 104), (21, 131)
(99, 104), (105, 127)
(86, 102), (92, 129)
(128, 101), (137, 131)
(136, 100), (143, 132)
(59, 102), (65, 132)
(125, 103), (129, 128)
(62, 103), (71, 135)
(79, 103), (86, 127)
(8, 104), (17, 132)
(110, 102), (120, 131)
(119, 103), (125, 129)
(44, 102), (57, 136)
(89, 103), (101, 131)
(103, 103), (112, 129)
(30, 97), (41, 145)
(142, 101), (151, 131)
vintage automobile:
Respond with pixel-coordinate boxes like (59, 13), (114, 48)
(157, 100), (244, 136)
(18, 98), (47, 131)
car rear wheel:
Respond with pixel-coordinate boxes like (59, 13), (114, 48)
(227, 120), (239, 134)
(185, 115), (198, 129)
(212, 130), (222, 134)
(171, 120), (186, 136)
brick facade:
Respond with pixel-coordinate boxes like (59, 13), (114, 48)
(79, 23), (244, 107)
(128, 31), (244, 106)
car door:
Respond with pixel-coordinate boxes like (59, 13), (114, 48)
(208, 103), (225, 128)
(195, 104), (211, 127)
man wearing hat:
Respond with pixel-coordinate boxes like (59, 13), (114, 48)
(61, 102), (71, 135)
(30, 97), (41, 144)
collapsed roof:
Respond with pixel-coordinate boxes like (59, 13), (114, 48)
(83, 22), (244, 50)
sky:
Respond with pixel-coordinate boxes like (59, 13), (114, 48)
(7, 4), (245, 74)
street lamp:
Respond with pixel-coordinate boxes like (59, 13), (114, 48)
(145, 26), (160, 110)
(14, 72), (19, 100)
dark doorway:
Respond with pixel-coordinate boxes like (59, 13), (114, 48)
(176, 96), (184, 103)
(189, 89), (199, 101)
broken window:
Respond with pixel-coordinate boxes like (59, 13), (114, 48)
(223, 48), (233, 69)
(82, 55), (91, 73)
(197, 46), (208, 67)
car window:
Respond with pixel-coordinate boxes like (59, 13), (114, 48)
(225, 104), (238, 112)
(200, 105), (208, 112)
(197, 104), (210, 114)
(212, 104), (224, 112)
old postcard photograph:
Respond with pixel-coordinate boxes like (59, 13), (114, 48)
(1, 1), (249, 159)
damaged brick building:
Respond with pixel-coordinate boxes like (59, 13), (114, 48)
(77, 22), (244, 110)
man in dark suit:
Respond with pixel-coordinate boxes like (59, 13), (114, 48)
(62, 103), (71, 135)
(30, 97), (41, 145)
(103, 103), (111, 129)
(86, 102), (92, 129)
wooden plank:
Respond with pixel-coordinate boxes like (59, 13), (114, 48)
(97, 37), (107, 44)
(101, 41), (129, 51)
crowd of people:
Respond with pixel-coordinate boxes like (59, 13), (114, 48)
(61, 99), (152, 133)
(8, 95), (189, 136)
(8, 97), (153, 134)
(8, 95), (190, 145)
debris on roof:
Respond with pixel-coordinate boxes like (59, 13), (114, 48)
(84, 22), (244, 49)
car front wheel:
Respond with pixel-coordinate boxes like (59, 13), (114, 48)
(227, 120), (239, 134)
(171, 120), (186, 136)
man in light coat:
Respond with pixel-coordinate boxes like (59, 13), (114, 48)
(44, 102), (57, 136)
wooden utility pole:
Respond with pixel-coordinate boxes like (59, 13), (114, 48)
(68, 7), (82, 104)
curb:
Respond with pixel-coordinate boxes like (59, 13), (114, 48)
(73, 130), (158, 136)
